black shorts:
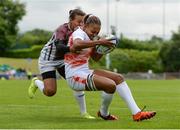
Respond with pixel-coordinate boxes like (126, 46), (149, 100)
(41, 66), (65, 80)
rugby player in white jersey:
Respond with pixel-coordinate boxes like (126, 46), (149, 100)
(64, 14), (156, 121)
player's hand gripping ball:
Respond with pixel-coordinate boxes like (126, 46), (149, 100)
(96, 35), (117, 54)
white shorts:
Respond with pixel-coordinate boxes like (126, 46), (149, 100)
(38, 57), (64, 74)
(66, 69), (96, 91)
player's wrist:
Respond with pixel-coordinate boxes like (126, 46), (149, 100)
(92, 40), (100, 46)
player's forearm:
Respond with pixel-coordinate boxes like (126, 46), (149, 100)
(55, 40), (70, 54)
(73, 39), (99, 51)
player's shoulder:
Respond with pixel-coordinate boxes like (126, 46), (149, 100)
(74, 27), (85, 35)
(73, 27), (90, 41)
(56, 23), (69, 32)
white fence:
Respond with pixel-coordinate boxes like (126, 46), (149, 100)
(123, 72), (180, 80)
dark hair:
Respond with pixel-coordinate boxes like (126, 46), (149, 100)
(83, 14), (101, 26)
(69, 9), (86, 21)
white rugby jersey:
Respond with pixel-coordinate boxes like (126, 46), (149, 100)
(64, 28), (93, 78)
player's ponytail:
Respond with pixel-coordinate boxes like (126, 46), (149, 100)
(69, 10), (73, 16)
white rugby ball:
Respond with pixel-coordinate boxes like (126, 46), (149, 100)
(95, 35), (117, 54)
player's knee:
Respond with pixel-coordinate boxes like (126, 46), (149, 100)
(105, 82), (116, 94)
(44, 88), (56, 96)
(114, 74), (124, 85)
(45, 91), (56, 96)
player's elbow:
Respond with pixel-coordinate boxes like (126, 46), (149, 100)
(72, 44), (80, 51)
(73, 39), (84, 51)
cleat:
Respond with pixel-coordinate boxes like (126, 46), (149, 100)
(97, 111), (118, 120)
(133, 111), (156, 121)
(81, 113), (96, 119)
(28, 77), (38, 98)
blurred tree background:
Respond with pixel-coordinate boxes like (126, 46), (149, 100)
(0, 0), (180, 73)
(0, 0), (25, 52)
(159, 26), (180, 72)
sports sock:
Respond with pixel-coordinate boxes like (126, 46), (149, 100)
(116, 81), (141, 115)
(100, 91), (113, 116)
(34, 79), (44, 92)
(73, 91), (87, 115)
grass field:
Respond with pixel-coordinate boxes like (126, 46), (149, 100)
(0, 79), (180, 129)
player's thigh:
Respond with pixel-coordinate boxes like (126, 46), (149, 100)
(93, 74), (116, 93)
(93, 69), (124, 85)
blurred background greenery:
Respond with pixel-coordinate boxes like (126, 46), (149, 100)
(0, 0), (180, 74)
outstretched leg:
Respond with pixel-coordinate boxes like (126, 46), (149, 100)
(117, 82), (156, 121)
(94, 69), (156, 121)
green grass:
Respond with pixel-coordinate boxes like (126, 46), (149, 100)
(0, 80), (180, 129)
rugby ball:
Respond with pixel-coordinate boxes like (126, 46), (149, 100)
(96, 35), (117, 54)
